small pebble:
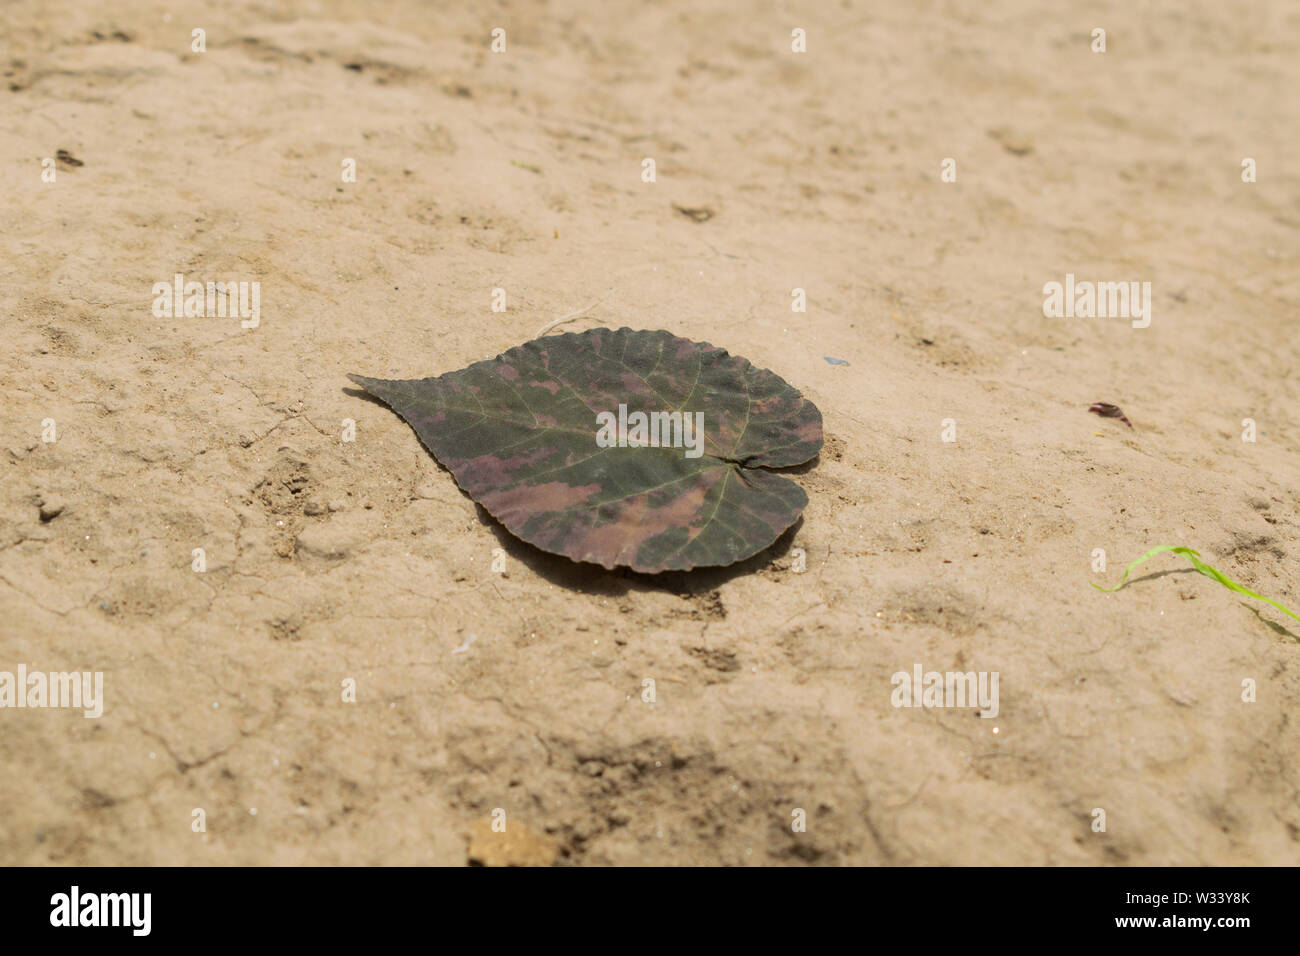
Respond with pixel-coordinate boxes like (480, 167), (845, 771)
(38, 496), (66, 522)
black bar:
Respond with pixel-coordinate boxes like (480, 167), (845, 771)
(0, 866), (1277, 942)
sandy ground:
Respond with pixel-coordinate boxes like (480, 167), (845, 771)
(2, 0), (1299, 866)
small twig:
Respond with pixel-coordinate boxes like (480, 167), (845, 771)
(224, 134), (267, 155)
(534, 288), (613, 337)
(779, 601), (826, 630)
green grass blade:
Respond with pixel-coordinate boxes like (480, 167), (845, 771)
(1092, 545), (1300, 623)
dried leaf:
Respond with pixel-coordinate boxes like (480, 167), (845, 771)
(1089, 402), (1132, 428)
(349, 327), (822, 572)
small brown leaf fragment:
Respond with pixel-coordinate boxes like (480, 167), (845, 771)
(988, 127), (1034, 156)
(672, 204), (715, 223)
(1089, 402), (1132, 428)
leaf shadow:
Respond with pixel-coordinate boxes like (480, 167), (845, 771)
(478, 503), (804, 595)
(344, 385), (388, 405)
(772, 455), (820, 476)
(1109, 569), (1298, 642)
(1244, 605), (1299, 643)
(1112, 567), (1199, 588)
